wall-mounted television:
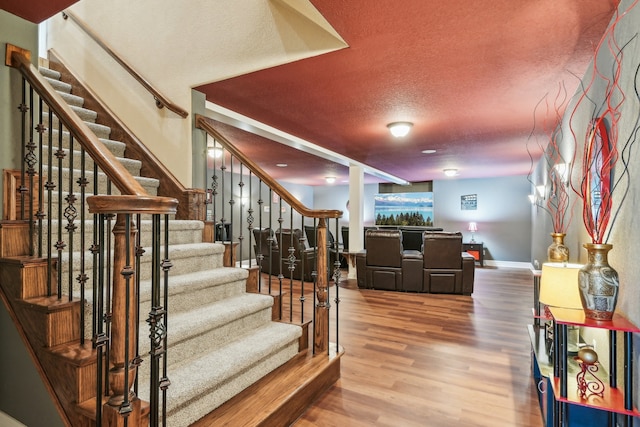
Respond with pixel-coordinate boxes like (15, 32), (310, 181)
(374, 192), (434, 226)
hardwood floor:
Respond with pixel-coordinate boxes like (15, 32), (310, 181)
(292, 267), (544, 427)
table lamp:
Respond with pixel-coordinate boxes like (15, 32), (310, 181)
(468, 222), (477, 243)
(539, 262), (584, 354)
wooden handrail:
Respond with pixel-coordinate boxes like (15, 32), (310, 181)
(195, 114), (343, 219)
(8, 46), (147, 196)
(61, 10), (188, 119)
(87, 195), (178, 215)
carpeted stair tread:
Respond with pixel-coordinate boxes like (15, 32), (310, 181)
(44, 103), (97, 123)
(137, 294), (276, 367)
(42, 146), (142, 176)
(43, 76), (72, 94)
(58, 242), (227, 286)
(138, 267), (247, 307)
(49, 130), (126, 157)
(43, 168), (159, 196)
(141, 322), (302, 426)
(38, 219), (204, 251)
(58, 91), (85, 107)
(39, 67), (61, 80)
(167, 293), (273, 340)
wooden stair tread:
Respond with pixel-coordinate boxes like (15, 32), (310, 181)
(192, 345), (343, 427)
(17, 294), (81, 312)
(47, 340), (97, 366)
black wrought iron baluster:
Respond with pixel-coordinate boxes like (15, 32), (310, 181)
(246, 171), (255, 270)
(120, 214), (134, 423)
(55, 120), (65, 298)
(91, 161), (100, 340)
(65, 135), (78, 301)
(94, 213), (109, 426)
(238, 163), (245, 265)
(161, 213), (172, 426)
(210, 154), (219, 224)
(105, 211), (114, 396)
(77, 147), (89, 343)
(255, 182), (264, 292)
(219, 152), (226, 241)
(228, 156), (235, 244)
(26, 86), (37, 256)
(280, 198), (289, 321)
(267, 185), (274, 294)
(46, 109), (55, 296)
(148, 214), (163, 427)
(18, 78), (28, 221)
(35, 97), (46, 258)
(134, 213), (144, 396)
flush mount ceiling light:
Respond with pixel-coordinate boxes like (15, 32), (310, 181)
(325, 176), (336, 184)
(387, 122), (413, 138)
(276, 163), (288, 167)
(421, 149), (437, 154)
(443, 168), (458, 177)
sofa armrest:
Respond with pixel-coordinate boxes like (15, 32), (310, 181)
(461, 252), (475, 295)
(402, 250), (423, 292)
(356, 250), (367, 288)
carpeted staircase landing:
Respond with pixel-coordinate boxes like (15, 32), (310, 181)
(37, 66), (303, 427)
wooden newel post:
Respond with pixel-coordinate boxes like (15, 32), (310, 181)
(314, 218), (329, 353)
(103, 213), (142, 427)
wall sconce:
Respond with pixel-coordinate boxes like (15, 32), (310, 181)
(208, 147), (223, 158)
(468, 222), (478, 243)
(553, 162), (570, 184)
(387, 122), (413, 138)
(443, 168), (458, 177)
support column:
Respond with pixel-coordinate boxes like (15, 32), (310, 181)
(347, 165), (364, 279)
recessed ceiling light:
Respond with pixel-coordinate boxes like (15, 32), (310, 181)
(443, 168), (458, 177)
(387, 122), (413, 138)
(421, 149), (436, 154)
(276, 163), (288, 167)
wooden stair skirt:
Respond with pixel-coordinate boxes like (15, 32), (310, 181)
(193, 345), (343, 426)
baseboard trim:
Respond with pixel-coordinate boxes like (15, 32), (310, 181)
(484, 260), (532, 269)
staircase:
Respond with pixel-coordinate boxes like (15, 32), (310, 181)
(0, 53), (341, 427)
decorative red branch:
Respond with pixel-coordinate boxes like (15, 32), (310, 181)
(569, 0), (638, 244)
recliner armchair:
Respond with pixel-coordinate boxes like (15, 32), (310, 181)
(304, 225), (341, 269)
(275, 228), (317, 282)
(422, 231), (475, 295)
(362, 229), (422, 291)
(252, 228), (280, 275)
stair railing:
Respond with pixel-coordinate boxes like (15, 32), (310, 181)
(195, 114), (343, 355)
(6, 45), (176, 426)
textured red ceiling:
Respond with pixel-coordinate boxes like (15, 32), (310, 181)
(0, 0), (78, 23)
(198, 0), (618, 185)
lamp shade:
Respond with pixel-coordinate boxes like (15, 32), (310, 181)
(468, 222), (478, 232)
(539, 262), (583, 310)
